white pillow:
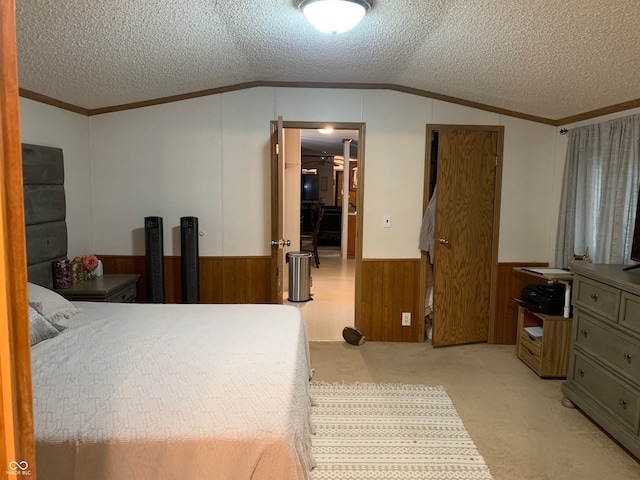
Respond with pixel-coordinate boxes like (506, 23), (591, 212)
(29, 305), (59, 346)
(27, 282), (81, 323)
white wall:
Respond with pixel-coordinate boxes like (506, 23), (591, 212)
(21, 87), (566, 263)
(19, 98), (92, 258)
(499, 115), (557, 262)
(90, 96), (223, 256)
(220, 88), (275, 256)
(361, 90), (433, 258)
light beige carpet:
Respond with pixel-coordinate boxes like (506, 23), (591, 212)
(310, 382), (494, 479)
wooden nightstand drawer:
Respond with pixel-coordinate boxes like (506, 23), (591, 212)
(519, 329), (542, 358)
(519, 342), (542, 374)
(576, 313), (640, 383)
(574, 277), (620, 322)
(108, 283), (137, 303)
(572, 353), (640, 432)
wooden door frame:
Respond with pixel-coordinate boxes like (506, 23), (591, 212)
(269, 121), (366, 329)
(269, 117), (285, 303)
(420, 125), (504, 343)
(1, 0), (37, 474)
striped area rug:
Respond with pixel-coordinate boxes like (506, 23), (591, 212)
(310, 382), (494, 480)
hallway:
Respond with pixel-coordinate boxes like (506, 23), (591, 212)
(284, 246), (355, 341)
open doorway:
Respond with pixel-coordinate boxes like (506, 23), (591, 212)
(281, 124), (361, 341)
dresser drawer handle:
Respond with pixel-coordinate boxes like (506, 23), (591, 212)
(580, 329), (589, 338)
(578, 369), (585, 377)
(623, 353), (632, 362)
(619, 399), (628, 409)
(590, 293), (598, 302)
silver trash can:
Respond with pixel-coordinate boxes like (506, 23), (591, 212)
(287, 251), (312, 302)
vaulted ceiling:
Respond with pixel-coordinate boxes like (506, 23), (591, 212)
(15, 0), (640, 123)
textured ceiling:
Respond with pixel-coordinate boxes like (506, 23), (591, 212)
(15, 0), (640, 121)
(301, 129), (359, 157)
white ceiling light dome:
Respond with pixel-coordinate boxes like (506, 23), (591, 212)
(297, 0), (373, 35)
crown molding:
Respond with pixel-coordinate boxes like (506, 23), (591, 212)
(20, 82), (640, 126)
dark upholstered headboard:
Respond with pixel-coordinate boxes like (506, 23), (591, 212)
(23, 144), (68, 288)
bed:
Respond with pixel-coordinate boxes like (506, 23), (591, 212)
(24, 144), (315, 479)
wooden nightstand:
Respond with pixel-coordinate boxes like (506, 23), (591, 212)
(516, 306), (573, 378)
(54, 274), (140, 303)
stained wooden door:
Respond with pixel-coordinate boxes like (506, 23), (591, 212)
(431, 127), (500, 347)
(269, 117), (286, 303)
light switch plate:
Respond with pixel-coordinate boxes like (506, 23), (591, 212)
(384, 215), (391, 228)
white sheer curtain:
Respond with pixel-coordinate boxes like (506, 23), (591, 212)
(555, 114), (640, 268)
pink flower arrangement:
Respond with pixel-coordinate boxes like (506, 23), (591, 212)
(73, 254), (99, 272)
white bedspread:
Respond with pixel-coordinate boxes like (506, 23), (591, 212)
(31, 303), (314, 480)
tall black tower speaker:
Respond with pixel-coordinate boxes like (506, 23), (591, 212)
(144, 216), (165, 303)
(181, 216), (200, 304)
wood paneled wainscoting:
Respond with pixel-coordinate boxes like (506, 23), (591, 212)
(99, 255), (271, 304)
(101, 255), (551, 345)
(360, 259), (422, 342)
(358, 259), (550, 344)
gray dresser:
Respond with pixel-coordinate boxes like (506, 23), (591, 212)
(562, 263), (640, 458)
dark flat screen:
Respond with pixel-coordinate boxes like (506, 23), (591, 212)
(302, 174), (319, 201)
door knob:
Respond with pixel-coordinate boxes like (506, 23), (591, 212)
(271, 239), (291, 248)
(439, 237), (449, 245)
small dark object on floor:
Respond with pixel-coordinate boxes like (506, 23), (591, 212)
(342, 327), (366, 346)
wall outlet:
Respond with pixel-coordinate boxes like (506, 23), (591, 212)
(402, 312), (411, 326)
(384, 215), (391, 228)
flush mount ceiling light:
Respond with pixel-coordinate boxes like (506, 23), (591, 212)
(297, 0), (372, 35)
